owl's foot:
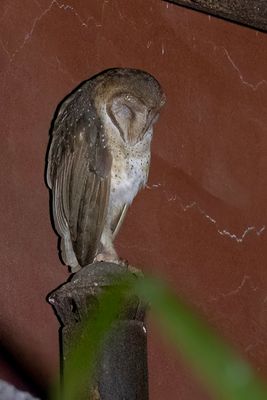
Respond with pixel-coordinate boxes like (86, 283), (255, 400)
(119, 258), (129, 267)
(94, 252), (128, 267)
(94, 252), (119, 264)
(70, 264), (82, 273)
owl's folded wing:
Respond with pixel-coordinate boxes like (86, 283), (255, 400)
(47, 88), (112, 268)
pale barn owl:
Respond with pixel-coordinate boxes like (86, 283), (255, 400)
(47, 68), (165, 272)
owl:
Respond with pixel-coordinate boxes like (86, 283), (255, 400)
(47, 68), (165, 272)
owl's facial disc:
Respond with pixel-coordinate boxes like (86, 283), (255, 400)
(107, 94), (155, 145)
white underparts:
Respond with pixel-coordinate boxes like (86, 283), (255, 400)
(97, 107), (153, 259)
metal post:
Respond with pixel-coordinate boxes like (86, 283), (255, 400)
(49, 262), (148, 400)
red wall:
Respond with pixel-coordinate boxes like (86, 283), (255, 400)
(1, 1), (267, 398)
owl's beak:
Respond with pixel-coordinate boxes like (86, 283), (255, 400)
(129, 110), (157, 145)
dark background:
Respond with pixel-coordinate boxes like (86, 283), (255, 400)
(1, 1), (267, 399)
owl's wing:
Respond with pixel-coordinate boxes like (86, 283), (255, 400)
(47, 89), (112, 269)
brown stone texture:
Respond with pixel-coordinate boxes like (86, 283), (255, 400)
(1, 0), (267, 399)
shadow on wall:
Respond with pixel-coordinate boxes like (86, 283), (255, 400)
(0, 343), (47, 398)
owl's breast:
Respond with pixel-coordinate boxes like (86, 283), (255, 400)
(109, 147), (150, 207)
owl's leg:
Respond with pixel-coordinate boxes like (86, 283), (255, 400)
(95, 227), (119, 263)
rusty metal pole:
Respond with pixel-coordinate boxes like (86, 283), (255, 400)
(49, 262), (148, 400)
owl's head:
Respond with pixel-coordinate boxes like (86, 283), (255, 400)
(93, 68), (165, 145)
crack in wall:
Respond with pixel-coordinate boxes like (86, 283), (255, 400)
(97, 0), (109, 28)
(196, 38), (267, 91)
(171, 194), (266, 243)
(148, 184), (265, 243)
(40, 55), (75, 83)
(223, 47), (267, 91)
(5, 0), (89, 63)
(210, 275), (258, 302)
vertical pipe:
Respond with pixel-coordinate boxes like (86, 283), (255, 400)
(49, 262), (148, 400)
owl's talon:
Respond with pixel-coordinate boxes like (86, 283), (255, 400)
(118, 258), (129, 267)
(94, 253), (119, 264)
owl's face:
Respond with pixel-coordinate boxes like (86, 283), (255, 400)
(106, 92), (161, 145)
(93, 69), (165, 146)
